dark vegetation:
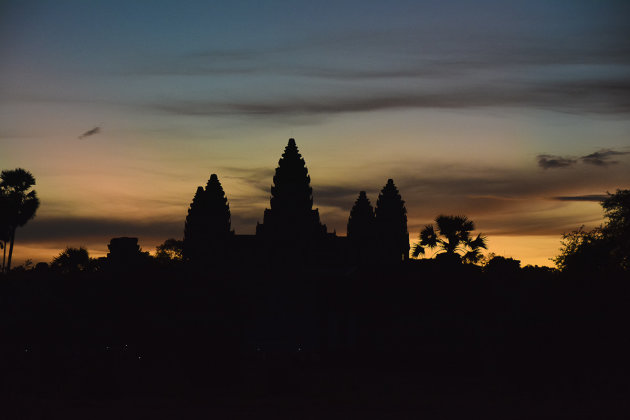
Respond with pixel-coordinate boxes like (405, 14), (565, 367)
(1, 142), (629, 418)
(2, 258), (628, 418)
(0, 169), (39, 272)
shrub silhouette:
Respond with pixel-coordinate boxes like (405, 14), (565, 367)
(51, 247), (91, 274)
(155, 238), (184, 261)
(484, 255), (521, 274)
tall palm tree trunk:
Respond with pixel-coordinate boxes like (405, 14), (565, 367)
(6, 227), (15, 272)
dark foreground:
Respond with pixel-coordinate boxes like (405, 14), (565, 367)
(2, 261), (629, 419)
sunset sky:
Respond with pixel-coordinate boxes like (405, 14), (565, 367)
(1, 0), (629, 266)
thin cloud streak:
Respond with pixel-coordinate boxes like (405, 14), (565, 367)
(552, 195), (608, 202)
(537, 148), (630, 169)
(148, 77), (630, 119)
(581, 149), (630, 166)
(78, 126), (101, 139)
(537, 154), (578, 169)
(19, 217), (183, 242)
(128, 22), (630, 78)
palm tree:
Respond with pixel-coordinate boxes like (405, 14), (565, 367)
(51, 247), (91, 274)
(0, 212), (9, 271)
(0, 169), (40, 272)
(412, 215), (487, 264)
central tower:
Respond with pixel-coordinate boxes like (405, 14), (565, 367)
(256, 139), (327, 262)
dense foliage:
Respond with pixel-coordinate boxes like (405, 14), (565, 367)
(555, 189), (629, 273)
(412, 215), (487, 264)
(0, 168), (40, 271)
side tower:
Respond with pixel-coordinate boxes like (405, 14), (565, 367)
(256, 139), (327, 264)
(183, 174), (234, 264)
(347, 191), (376, 265)
(375, 179), (409, 263)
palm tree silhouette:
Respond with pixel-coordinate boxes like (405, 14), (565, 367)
(51, 247), (91, 274)
(0, 169), (40, 272)
(412, 215), (487, 263)
(0, 210), (9, 271)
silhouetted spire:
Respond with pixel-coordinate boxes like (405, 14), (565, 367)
(204, 174), (232, 235)
(347, 191), (376, 265)
(375, 179), (409, 262)
(183, 174), (233, 263)
(183, 186), (205, 262)
(256, 139), (327, 265)
(347, 191), (375, 239)
(270, 138), (313, 213)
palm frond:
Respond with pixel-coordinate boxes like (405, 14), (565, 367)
(463, 249), (484, 264)
(468, 233), (488, 250)
(411, 243), (425, 258)
(420, 224), (438, 248)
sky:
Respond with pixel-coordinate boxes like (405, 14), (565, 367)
(1, 0), (629, 267)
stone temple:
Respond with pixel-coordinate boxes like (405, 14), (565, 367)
(183, 138), (409, 267)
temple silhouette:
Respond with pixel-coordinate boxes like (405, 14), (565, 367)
(183, 138), (409, 267)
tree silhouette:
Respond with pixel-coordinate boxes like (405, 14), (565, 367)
(0, 168), (40, 272)
(412, 215), (487, 264)
(347, 191), (376, 263)
(555, 189), (629, 272)
(183, 174), (233, 263)
(484, 255), (521, 274)
(51, 247), (91, 274)
(602, 189), (630, 270)
(375, 179), (409, 263)
(0, 199), (10, 271)
(156, 238), (184, 261)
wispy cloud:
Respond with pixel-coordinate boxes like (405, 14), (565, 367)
(78, 126), (101, 139)
(581, 149), (630, 166)
(313, 185), (365, 210)
(219, 166), (276, 195)
(537, 154), (577, 169)
(552, 194), (608, 202)
(144, 75), (630, 120)
(117, 23), (630, 119)
(19, 216), (182, 243)
(537, 148), (630, 169)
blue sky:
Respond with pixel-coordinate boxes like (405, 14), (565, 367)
(1, 0), (629, 265)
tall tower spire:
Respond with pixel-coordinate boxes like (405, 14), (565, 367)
(347, 191), (377, 264)
(183, 174), (233, 263)
(375, 179), (409, 263)
(270, 138), (314, 213)
(256, 139), (327, 263)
